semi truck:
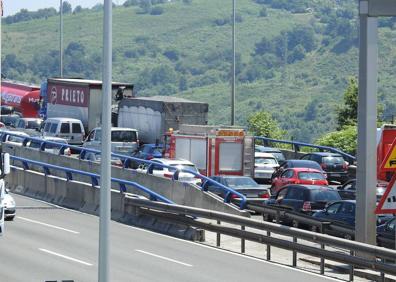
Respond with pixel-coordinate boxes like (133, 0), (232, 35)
(40, 78), (134, 133)
(0, 152), (11, 236)
(167, 125), (255, 177)
(117, 96), (208, 144)
(0, 80), (41, 117)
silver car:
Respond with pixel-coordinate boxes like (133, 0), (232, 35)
(3, 189), (16, 221)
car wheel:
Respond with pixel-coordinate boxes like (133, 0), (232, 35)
(5, 216), (15, 221)
(263, 214), (273, 222)
(291, 219), (300, 228)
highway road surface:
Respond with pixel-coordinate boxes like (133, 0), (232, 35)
(0, 194), (341, 282)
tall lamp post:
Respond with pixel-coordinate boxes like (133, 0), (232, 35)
(231, 0), (236, 126)
(59, 0), (63, 77)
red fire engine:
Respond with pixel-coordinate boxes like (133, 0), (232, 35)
(167, 125), (254, 177)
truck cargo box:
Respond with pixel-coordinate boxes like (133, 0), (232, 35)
(45, 78), (133, 131)
(117, 96), (208, 144)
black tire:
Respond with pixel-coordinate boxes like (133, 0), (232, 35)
(263, 214), (273, 222)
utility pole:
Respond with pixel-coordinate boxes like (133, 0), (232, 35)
(59, 0), (63, 77)
(231, 0), (236, 126)
(98, 0), (112, 281)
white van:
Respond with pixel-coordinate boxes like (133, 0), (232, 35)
(83, 127), (139, 155)
(42, 118), (85, 145)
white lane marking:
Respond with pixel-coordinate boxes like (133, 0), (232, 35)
(39, 248), (93, 266)
(136, 249), (193, 267)
(17, 216), (80, 234)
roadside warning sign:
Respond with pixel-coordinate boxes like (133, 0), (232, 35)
(376, 173), (396, 214)
(379, 139), (396, 171)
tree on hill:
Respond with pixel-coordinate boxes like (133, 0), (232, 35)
(62, 1), (72, 14)
(336, 77), (357, 130)
(247, 111), (285, 139)
(315, 125), (357, 155)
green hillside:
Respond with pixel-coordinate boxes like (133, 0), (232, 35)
(2, 0), (396, 142)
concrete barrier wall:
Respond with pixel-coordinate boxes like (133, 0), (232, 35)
(4, 144), (248, 217)
(8, 166), (204, 240)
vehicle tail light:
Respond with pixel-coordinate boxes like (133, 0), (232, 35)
(164, 173), (173, 179)
(231, 194), (239, 199)
(302, 201), (312, 212)
(321, 163), (327, 169)
(147, 155), (153, 160)
(259, 191), (270, 199)
(294, 180), (300, 184)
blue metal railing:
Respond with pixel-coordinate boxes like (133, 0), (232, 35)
(255, 136), (356, 164)
(10, 155), (174, 204)
(1, 131), (248, 209)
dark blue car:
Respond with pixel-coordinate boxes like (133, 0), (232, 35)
(377, 217), (395, 249)
(133, 144), (163, 160)
(313, 200), (393, 238)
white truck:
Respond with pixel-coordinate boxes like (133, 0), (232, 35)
(0, 153), (11, 236)
(41, 78), (134, 133)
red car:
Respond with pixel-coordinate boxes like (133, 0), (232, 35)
(270, 167), (328, 194)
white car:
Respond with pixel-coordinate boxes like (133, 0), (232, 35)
(254, 152), (279, 183)
(27, 136), (71, 155)
(0, 130), (30, 147)
(140, 158), (201, 185)
(81, 152), (123, 167)
(3, 189), (16, 221)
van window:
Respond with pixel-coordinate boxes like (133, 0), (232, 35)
(111, 130), (137, 142)
(50, 123), (58, 134)
(60, 123), (70, 134)
(72, 123), (82, 133)
(44, 122), (52, 132)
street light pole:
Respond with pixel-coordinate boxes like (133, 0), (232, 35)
(231, 0), (236, 126)
(98, 0), (112, 281)
(59, 0), (63, 77)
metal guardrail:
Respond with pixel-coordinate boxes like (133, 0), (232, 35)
(128, 198), (396, 279)
(0, 131), (248, 209)
(10, 155), (174, 204)
(255, 136), (356, 164)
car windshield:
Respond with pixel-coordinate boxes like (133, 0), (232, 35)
(310, 189), (340, 201)
(255, 157), (277, 165)
(170, 164), (198, 173)
(111, 130), (137, 142)
(224, 177), (258, 188)
(27, 120), (42, 129)
(298, 172), (325, 180)
(322, 156), (344, 164)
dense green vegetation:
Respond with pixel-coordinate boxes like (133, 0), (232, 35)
(2, 0), (396, 143)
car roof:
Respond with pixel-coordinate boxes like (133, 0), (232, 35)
(290, 167), (324, 173)
(255, 145), (282, 152)
(286, 159), (319, 165)
(306, 152), (343, 157)
(255, 152), (277, 158)
(211, 175), (253, 179)
(283, 184), (332, 190)
(153, 158), (195, 165)
(45, 117), (83, 122)
(91, 127), (138, 132)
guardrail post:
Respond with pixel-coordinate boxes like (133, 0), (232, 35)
(216, 220), (221, 247)
(349, 250), (354, 281)
(320, 223), (329, 275)
(241, 226), (245, 253)
(292, 236), (297, 267)
(380, 258), (385, 282)
(266, 230), (271, 261)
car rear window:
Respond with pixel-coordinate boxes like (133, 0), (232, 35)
(296, 161), (321, 170)
(322, 156), (344, 164)
(310, 189), (340, 201)
(255, 157), (277, 165)
(224, 177), (258, 188)
(170, 164), (198, 173)
(72, 123), (82, 133)
(60, 123), (70, 133)
(298, 172), (325, 180)
(111, 130), (137, 142)
(27, 120), (41, 129)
